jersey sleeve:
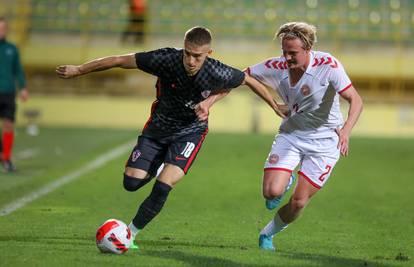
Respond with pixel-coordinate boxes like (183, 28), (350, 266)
(247, 59), (278, 89)
(328, 58), (352, 94)
(12, 46), (26, 89)
(135, 48), (173, 77)
(222, 66), (245, 90)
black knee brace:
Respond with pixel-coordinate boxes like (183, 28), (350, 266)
(123, 174), (152, 192)
(132, 180), (172, 229)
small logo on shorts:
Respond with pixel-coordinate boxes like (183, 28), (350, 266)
(301, 85), (311, 96)
(131, 150), (141, 162)
(175, 156), (187, 161)
(201, 90), (211, 99)
(268, 154), (279, 164)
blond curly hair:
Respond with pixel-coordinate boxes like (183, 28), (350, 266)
(276, 22), (317, 50)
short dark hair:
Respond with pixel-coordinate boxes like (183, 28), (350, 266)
(0, 17), (5, 22)
(184, 26), (212, 46)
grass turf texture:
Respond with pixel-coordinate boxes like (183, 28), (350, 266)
(0, 127), (413, 266)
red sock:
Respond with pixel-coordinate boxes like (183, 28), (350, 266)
(2, 131), (14, 161)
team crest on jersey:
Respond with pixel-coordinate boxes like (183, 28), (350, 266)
(301, 85), (311, 96)
(131, 150), (141, 162)
(201, 90), (211, 99)
(268, 154), (279, 164)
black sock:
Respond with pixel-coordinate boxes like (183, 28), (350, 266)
(132, 180), (172, 229)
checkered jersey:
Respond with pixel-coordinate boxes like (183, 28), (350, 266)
(135, 48), (244, 137)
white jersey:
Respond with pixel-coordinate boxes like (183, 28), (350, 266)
(248, 51), (352, 138)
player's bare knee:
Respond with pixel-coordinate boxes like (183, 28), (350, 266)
(124, 167), (148, 178)
(2, 120), (14, 132)
(263, 187), (284, 199)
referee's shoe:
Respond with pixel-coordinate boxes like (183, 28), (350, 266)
(1, 140), (17, 172)
(2, 160), (16, 172)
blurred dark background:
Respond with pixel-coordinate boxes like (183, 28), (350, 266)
(1, 0), (413, 101)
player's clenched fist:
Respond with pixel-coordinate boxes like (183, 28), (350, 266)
(194, 101), (210, 121)
(55, 65), (81, 79)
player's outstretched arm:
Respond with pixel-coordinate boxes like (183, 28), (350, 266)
(336, 86), (363, 156)
(243, 74), (286, 118)
(56, 53), (137, 79)
(195, 90), (230, 121)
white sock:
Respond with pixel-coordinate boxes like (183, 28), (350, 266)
(128, 222), (140, 239)
(260, 213), (289, 236)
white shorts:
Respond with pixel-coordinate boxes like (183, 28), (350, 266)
(264, 133), (340, 189)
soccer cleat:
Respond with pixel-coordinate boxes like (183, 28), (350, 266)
(265, 174), (296, 210)
(259, 234), (275, 251)
(2, 160), (16, 172)
(129, 240), (139, 250)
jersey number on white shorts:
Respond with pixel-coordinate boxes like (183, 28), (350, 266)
(319, 165), (332, 182)
(181, 142), (195, 158)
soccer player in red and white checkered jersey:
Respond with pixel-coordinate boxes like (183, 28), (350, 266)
(56, 26), (283, 250)
(245, 22), (363, 250)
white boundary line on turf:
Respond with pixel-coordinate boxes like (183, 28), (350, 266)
(0, 140), (135, 217)
(15, 148), (40, 160)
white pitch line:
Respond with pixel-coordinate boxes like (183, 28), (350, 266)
(15, 148), (40, 160)
(0, 140), (135, 217)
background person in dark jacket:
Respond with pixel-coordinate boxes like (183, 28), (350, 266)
(0, 17), (29, 172)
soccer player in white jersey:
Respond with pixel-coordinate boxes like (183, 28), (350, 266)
(246, 22), (363, 250)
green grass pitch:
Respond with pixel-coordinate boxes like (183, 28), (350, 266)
(0, 127), (413, 266)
